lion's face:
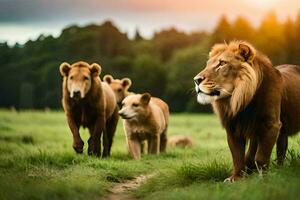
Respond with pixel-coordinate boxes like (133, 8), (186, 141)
(60, 62), (101, 99)
(194, 42), (260, 115)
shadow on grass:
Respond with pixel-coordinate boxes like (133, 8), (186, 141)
(0, 135), (34, 144)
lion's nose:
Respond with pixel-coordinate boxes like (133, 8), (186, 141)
(73, 91), (81, 98)
(194, 76), (205, 85)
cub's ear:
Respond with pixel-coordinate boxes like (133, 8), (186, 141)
(141, 93), (151, 105)
(59, 62), (71, 76)
(121, 78), (132, 89)
(238, 43), (255, 62)
(103, 75), (113, 84)
(90, 63), (102, 77)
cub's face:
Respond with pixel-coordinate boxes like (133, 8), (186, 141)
(103, 75), (132, 103)
(118, 93), (151, 120)
(60, 62), (101, 99)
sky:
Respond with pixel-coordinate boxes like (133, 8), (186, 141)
(0, 0), (299, 45)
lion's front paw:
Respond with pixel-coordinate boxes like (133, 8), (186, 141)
(224, 175), (242, 183)
(73, 140), (84, 153)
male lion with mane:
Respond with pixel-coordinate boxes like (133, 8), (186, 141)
(194, 41), (300, 182)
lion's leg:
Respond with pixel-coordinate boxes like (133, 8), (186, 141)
(255, 122), (281, 169)
(276, 132), (288, 166)
(225, 132), (246, 182)
(128, 138), (141, 160)
(148, 135), (160, 154)
(245, 138), (258, 173)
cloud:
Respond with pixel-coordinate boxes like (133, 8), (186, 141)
(0, 0), (299, 44)
(0, 0), (298, 23)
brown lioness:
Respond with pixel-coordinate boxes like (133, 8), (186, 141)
(194, 41), (300, 182)
(60, 61), (119, 157)
(119, 93), (169, 160)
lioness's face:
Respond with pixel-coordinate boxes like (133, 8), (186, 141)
(67, 67), (92, 99)
(194, 43), (255, 104)
(118, 93), (151, 120)
(60, 62), (101, 99)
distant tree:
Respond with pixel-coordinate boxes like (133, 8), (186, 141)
(255, 12), (285, 64)
(282, 18), (297, 64)
(152, 28), (192, 61)
(134, 28), (143, 41)
(131, 54), (166, 98)
(166, 40), (211, 112)
(231, 16), (255, 42)
(212, 15), (232, 43)
(293, 12), (300, 64)
(0, 42), (12, 65)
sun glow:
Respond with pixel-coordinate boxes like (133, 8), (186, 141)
(246, 0), (280, 8)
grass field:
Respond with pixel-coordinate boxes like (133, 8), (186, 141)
(0, 110), (300, 200)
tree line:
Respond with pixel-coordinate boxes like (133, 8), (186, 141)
(0, 12), (300, 112)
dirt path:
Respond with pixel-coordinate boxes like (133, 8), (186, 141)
(102, 174), (154, 200)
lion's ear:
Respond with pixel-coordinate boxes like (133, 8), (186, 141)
(90, 63), (102, 77)
(103, 75), (113, 84)
(121, 78), (132, 89)
(59, 62), (71, 76)
(141, 93), (151, 105)
(238, 43), (255, 62)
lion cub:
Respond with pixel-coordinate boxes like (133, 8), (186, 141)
(103, 75), (133, 104)
(119, 93), (169, 160)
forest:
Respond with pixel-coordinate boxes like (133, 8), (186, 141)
(1, 12), (300, 112)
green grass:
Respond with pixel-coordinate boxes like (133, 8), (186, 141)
(0, 110), (299, 200)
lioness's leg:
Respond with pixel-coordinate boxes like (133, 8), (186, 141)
(226, 133), (246, 182)
(148, 135), (160, 154)
(67, 115), (84, 153)
(245, 138), (258, 172)
(91, 116), (105, 157)
(276, 133), (288, 166)
(102, 109), (119, 158)
(255, 122), (281, 169)
(128, 138), (141, 160)
(88, 126), (94, 155)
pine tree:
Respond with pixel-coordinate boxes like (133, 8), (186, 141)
(255, 12), (284, 64)
(283, 17), (297, 64)
(231, 16), (255, 42)
(212, 15), (232, 43)
(134, 28), (143, 41)
(294, 11), (300, 64)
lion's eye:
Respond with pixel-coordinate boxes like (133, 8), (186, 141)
(117, 88), (122, 93)
(219, 60), (227, 66)
(84, 76), (89, 81)
(132, 103), (139, 107)
(216, 60), (227, 72)
(70, 76), (74, 80)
